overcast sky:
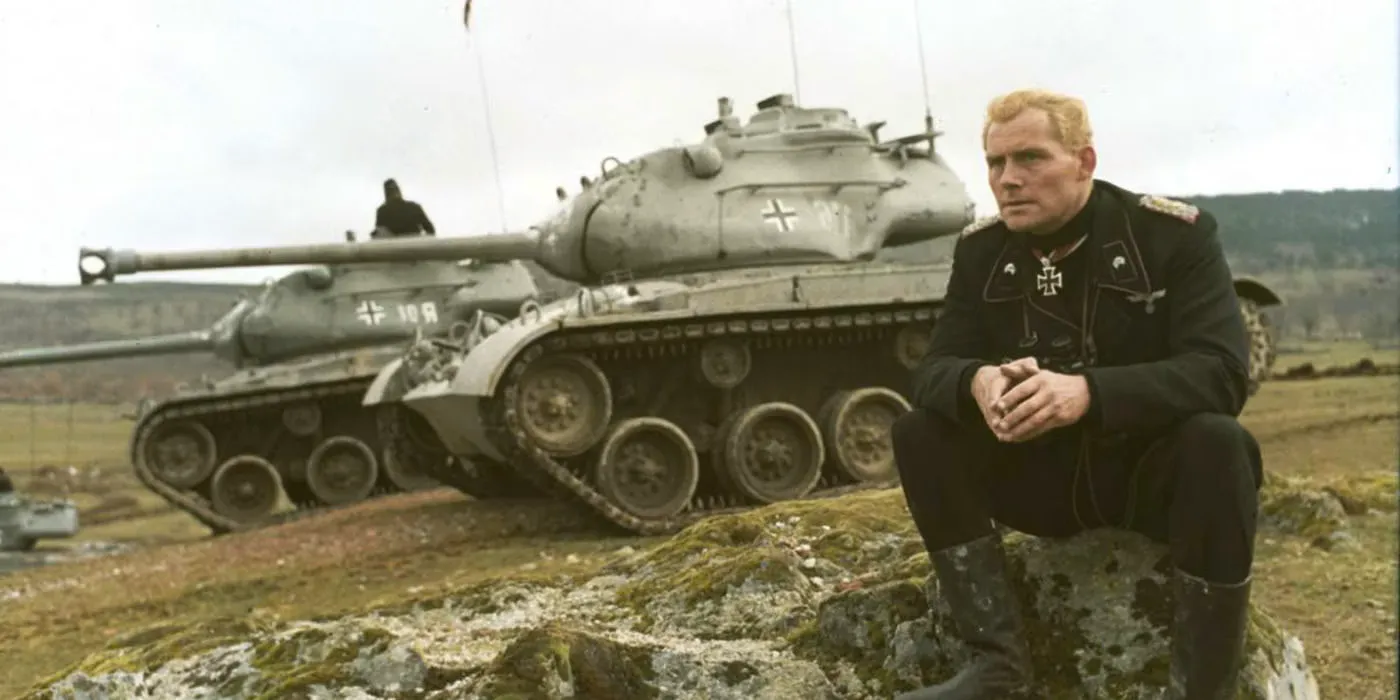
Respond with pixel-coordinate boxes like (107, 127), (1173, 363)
(1, 0), (1394, 286)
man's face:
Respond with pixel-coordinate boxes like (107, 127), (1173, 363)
(983, 109), (1095, 234)
(385, 183), (402, 201)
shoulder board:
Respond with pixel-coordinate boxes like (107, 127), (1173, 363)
(1137, 194), (1200, 224)
(960, 214), (1002, 238)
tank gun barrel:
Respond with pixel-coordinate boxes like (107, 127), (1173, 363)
(79, 232), (543, 284)
(0, 330), (215, 370)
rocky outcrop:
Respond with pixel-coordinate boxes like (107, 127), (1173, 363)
(35, 486), (1328, 700)
(1260, 470), (1396, 551)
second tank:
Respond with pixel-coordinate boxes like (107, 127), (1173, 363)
(58, 240), (550, 533)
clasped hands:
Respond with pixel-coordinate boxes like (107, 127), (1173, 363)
(971, 357), (1092, 443)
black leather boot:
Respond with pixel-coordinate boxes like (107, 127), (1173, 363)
(895, 533), (1037, 700)
(1162, 569), (1252, 699)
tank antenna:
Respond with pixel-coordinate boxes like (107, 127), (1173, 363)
(462, 2), (509, 233)
(911, 0), (935, 135)
(784, 0), (802, 102)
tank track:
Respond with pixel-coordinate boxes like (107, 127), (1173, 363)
(475, 303), (940, 536)
(377, 404), (540, 501)
(130, 377), (431, 535)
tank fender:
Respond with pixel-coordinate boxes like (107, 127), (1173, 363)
(442, 319), (564, 399)
(361, 358), (407, 406)
(1233, 277), (1283, 308)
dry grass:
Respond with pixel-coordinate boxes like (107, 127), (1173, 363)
(1238, 372), (1399, 700)
(0, 360), (1394, 698)
(0, 403), (133, 471)
(0, 402), (195, 548)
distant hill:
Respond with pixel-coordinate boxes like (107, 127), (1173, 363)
(882, 187), (1398, 270)
(0, 187), (1394, 402)
(0, 282), (257, 403)
(1179, 188), (1398, 273)
(0, 281), (256, 345)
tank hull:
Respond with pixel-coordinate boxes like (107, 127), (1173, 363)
(124, 346), (444, 534)
(0, 493), (80, 552)
(388, 259), (1279, 536)
(392, 262), (952, 534)
(128, 339), (550, 535)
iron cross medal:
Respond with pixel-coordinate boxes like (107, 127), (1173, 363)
(1036, 257), (1063, 296)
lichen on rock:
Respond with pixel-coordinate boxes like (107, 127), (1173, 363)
(608, 490), (919, 640)
(40, 617), (444, 700)
(792, 528), (1322, 699)
(465, 623), (657, 699)
(29, 488), (1323, 700)
(1320, 471), (1398, 515)
(1258, 472), (1378, 550)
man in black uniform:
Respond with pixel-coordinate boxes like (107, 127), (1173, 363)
(892, 89), (1263, 699)
(373, 178), (436, 238)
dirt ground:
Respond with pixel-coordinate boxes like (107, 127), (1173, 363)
(0, 350), (1394, 698)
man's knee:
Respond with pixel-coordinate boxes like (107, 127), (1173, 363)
(893, 407), (953, 453)
(1172, 413), (1263, 492)
(892, 408), (959, 477)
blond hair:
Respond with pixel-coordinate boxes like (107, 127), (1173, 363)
(982, 89), (1094, 151)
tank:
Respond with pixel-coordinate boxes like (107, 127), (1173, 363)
(0, 470), (80, 552)
(78, 94), (1282, 537)
(59, 239), (550, 534)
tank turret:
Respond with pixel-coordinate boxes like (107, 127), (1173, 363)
(45, 256), (543, 370)
(79, 94), (975, 288)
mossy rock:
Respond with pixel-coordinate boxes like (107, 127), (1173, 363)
(26, 489), (1323, 700)
(611, 488), (916, 584)
(467, 623), (658, 699)
(1259, 474), (1350, 541)
(611, 488), (918, 639)
(1320, 471), (1398, 515)
(37, 619), (438, 700)
(787, 578), (935, 693)
(795, 529), (1321, 699)
(27, 615), (274, 693)
(247, 624), (422, 699)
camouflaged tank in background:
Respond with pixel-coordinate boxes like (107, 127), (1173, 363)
(63, 232), (550, 534)
(0, 471), (80, 552)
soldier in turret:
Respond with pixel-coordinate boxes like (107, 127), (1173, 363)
(0, 467), (13, 494)
(373, 178), (436, 239)
(891, 89), (1263, 699)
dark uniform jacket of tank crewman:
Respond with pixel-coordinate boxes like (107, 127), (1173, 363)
(375, 200), (437, 238)
(912, 179), (1253, 445)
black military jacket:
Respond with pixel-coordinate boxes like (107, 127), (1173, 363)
(911, 179), (1252, 438)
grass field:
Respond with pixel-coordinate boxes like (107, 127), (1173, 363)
(0, 403), (134, 471)
(0, 347), (1395, 698)
(1275, 337), (1400, 370)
